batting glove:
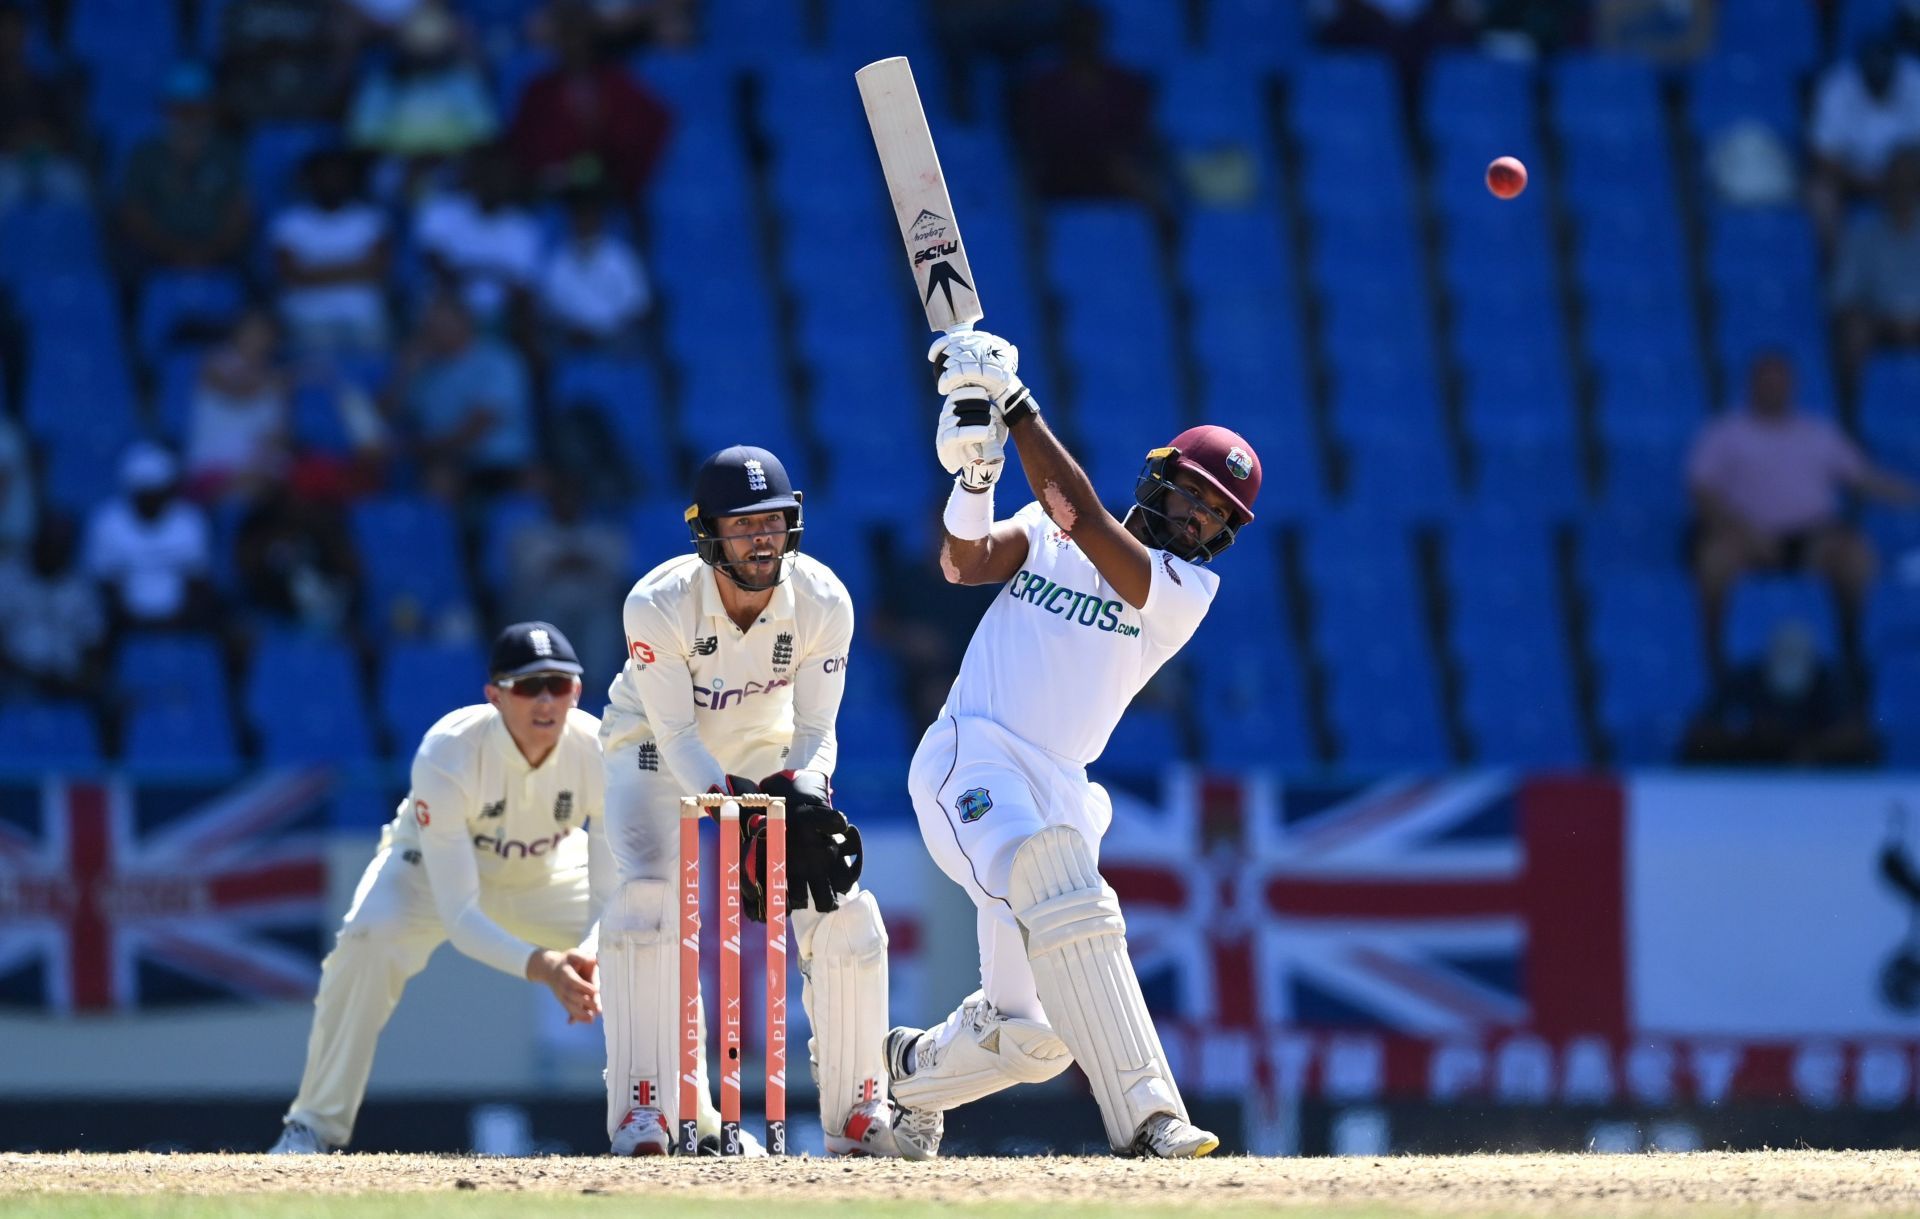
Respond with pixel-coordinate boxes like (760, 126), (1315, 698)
(927, 329), (1038, 427)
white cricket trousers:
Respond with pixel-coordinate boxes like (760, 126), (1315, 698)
(905, 712), (1113, 1021)
(284, 831), (594, 1148)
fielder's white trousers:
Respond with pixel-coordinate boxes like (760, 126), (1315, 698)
(905, 712), (1113, 1021)
(284, 830), (594, 1147)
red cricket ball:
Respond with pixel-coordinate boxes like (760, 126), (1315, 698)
(1486, 155), (1528, 200)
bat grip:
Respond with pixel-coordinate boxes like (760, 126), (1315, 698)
(944, 322), (975, 335)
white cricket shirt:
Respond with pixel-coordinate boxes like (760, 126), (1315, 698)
(946, 501), (1218, 765)
(601, 553), (853, 792)
(389, 704), (612, 977)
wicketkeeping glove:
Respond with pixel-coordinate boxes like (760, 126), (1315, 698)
(738, 769), (863, 918)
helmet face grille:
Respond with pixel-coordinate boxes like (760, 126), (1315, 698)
(686, 503), (805, 591)
(1131, 450), (1238, 562)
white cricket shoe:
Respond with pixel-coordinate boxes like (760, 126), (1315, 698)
(1130, 1112), (1219, 1159)
(824, 1098), (940, 1160)
(268, 1121), (329, 1155)
(610, 1105), (671, 1156)
(877, 1026), (945, 1159)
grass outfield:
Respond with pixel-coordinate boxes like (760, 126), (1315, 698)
(5, 1151), (1920, 1218)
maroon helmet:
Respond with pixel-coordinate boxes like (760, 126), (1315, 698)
(1130, 425), (1261, 561)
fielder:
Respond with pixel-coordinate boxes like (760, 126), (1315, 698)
(597, 445), (931, 1158)
(886, 330), (1262, 1158)
(272, 622), (611, 1154)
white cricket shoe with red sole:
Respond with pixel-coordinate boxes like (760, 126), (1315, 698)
(610, 1105), (671, 1156)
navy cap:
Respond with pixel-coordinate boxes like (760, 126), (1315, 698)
(690, 446), (799, 520)
(489, 621), (583, 679)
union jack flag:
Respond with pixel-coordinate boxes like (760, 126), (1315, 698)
(0, 772), (333, 1012)
(1103, 770), (1625, 1053)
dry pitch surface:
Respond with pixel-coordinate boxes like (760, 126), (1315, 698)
(4, 1151), (1920, 1219)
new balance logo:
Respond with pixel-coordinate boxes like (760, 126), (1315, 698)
(693, 636), (718, 656)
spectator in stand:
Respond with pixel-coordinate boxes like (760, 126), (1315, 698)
(1836, 146), (1920, 378)
(502, 464), (629, 696)
(0, 515), (106, 702)
(1682, 620), (1879, 766)
(1811, 39), (1920, 239)
(235, 482), (359, 633)
(84, 442), (215, 633)
(271, 149), (391, 355)
(184, 310), (291, 502)
(347, 0), (496, 161)
(393, 293), (533, 494)
(1689, 349), (1920, 665)
(509, 1), (672, 198)
(413, 144), (541, 328)
(217, 0), (357, 126)
(1008, 3), (1166, 224)
(117, 63), (252, 274)
(0, 1), (86, 209)
(1591, 0), (1717, 67)
(1471, 0), (1585, 56)
(931, 0), (1070, 122)
(0, 410), (35, 561)
(538, 175), (650, 351)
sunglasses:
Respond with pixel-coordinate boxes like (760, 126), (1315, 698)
(495, 673), (579, 698)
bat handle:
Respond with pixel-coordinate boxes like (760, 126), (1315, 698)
(943, 322), (975, 335)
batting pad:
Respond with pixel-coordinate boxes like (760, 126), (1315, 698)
(890, 990), (1071, 1113)
(1010, 825), (1189, 1151)
(600, 879), (692, 1142)
(800, 890), (890, 1136)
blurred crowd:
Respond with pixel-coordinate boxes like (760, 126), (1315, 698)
(3, 0), (1920, 773)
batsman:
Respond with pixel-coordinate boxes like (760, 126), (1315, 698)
(596, 445), (931, 1158)
(887, 330), (1262, 1158)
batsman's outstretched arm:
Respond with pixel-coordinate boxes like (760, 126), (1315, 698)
(1006, 410), (1152, 608)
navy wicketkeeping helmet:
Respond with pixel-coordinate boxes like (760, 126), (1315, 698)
(684, 445), (804, 590)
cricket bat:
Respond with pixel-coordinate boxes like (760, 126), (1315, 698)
(856, 56), (983, 333)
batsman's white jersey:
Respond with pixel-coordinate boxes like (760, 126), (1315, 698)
(908, 500), (1216, 1014)
(599, 553), (894, 1150)
(284, 705), (613, 1148)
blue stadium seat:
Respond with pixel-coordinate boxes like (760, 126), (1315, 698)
(0, 204), (106, 287)
(1707, 207), (1821, 293)
(1043, 203), (1162, 300)
(245, 632), (375, 764)
(350, 498), (472, 640)
(39, 416), (135, 514)
(1342, 434), (1458, 521)
(116, 633), (228, 702)
(1188, 598), (1316, 770)
(1718, 0), (1825, 70)
(0, 701), (103, 769)
(1178, 209), (1293, 298)
(1876, 654), (1920, 764)
(1725, 577), (1841, 661)
(548, 354), (668, 468)
(1587, 572), (1706, 761)
(123, 697), (239, 770)
(478, 492), (546, 594)
(1161, 56), (1268, 148)
(1550, 55), (1663, 141)
(1326, 641), (1452, 770)
(136, 270), (245, 363)
(1690, 53), (1802, 141)
(1578, 508), (1690, 592)
(823, 0), (935, 61)
(380, 641), (488, 753)
(702, 0), (811, 64)
(1862, 355), (1920, 472)
(1473, 431), (1586, 518)
(1867, 576), (1920, 660)
(678, 363), (800, 462)
(1425, 52), (1535, 128)
(1458, 639), (1585, 765)
(245, 123), (337, 220)
(1291, 54), (1398, 133)
(1202, 0), (1308, 68)
(1099, 705), (1190, 783)
(1084, 0), (1192, 67)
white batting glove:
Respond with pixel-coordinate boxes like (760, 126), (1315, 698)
(927, 329), (1039, 426)
(936, 392), (1006, 490)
